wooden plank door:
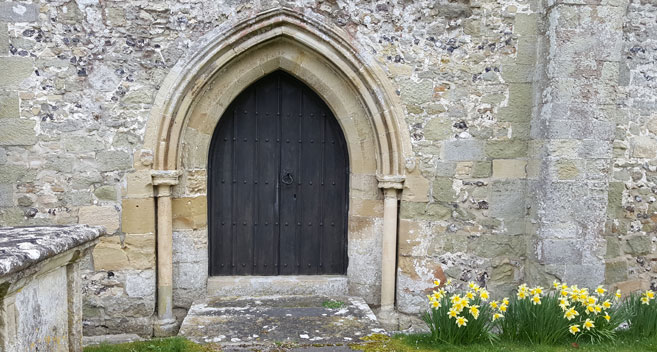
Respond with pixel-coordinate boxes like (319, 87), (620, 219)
(208, 71), (349, 276)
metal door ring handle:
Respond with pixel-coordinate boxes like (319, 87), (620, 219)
(282, 172), (294, 185)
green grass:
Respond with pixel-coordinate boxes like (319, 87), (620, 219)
(83, 334), (657, 352)
(84, 337), (211, 352)
(353, 334), (657, 352)
(322, 299), (346, 309)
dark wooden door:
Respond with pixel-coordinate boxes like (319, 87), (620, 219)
(208, 71), (349, 276)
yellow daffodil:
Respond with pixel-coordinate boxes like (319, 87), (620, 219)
(469, 305), (480, 320)
(447, 278), (453, 285)
(434, 279), (441, 286)
(646, 290), (655, 300)
(559, 298), (570, 310)
(604, 313), (611, 322)
(532, 294), (541, 305)
(479, 289), (489, 301)
(560, 289), (569, 297)
(594, 305), (602, 314)
(456, 316), (468, 327)
(432, 300), (441, 308)
(493, 313), (504, 321)
(602, 300), (611, 309)
(499, 303), (508, 312)
(553, 280), (560, 289)
(561, 283), (569, 290)
(448, 308), (459, 318)
(490, 301), (499, 309)
(584, 319), (595, 330)
(564, 307), (579, 320)
(586, 305), (596, 314)
(530, 287), (543, 296)
(451, 295), (461, 305)
(517, 290), (528, 300)
(615, 289), (621, 300)
(466, 291), (475, 300)
(569, 324), (580, 335)
(502, 297), (510, 305)
(587, 296), (597, 305)
(596, 285), (606, 296)
(641, 296), (650, 305)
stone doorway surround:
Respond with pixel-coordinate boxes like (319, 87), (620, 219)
(140, 8), (413, 334)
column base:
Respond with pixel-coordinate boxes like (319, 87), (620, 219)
(375, 306), (400, 331)
(153, 318), (178, 337)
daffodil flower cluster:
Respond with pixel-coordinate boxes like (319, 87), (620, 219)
(547, 281), (620, 337)
(516, 283), (544, 305)
(423, 278), (500, 345)
(426, 279), (496, 329)
(640, 289), (655, 305)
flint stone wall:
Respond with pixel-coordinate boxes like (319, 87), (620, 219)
(0, 225), (102, 352)
(0, 0), (654, 334)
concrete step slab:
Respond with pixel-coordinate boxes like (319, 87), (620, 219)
(207, 275), (348, 297)
(178, 295), (385, 347)
(82, 333), (145, 346)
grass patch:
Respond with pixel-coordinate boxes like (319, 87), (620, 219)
(322, 299), (346, 309)
(354, 333), (657, 352)
(84, 337), (212, 352)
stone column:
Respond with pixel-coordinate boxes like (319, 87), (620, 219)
(377, 175), (404, 316)
(152, 170), (181, 336)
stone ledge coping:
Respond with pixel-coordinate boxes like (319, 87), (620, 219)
(0, 225), (104, 277)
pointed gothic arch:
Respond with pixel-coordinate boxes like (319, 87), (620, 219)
(143, 8), (412, 331)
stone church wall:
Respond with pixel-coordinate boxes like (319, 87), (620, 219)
(0, 0), (654, 335)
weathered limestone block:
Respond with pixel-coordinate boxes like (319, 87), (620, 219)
(94, 185), (117, 201)
(625, 235), (652, 255)
(0, 183), (12, 206)
(489, 180), (526, 219)
(486, 140), (528, 159)
(96, 150), (133, 172)
(92, 234), (155, 270)
(0, 118), (36, 146)
(424, 118), (453, 141)
(401, 173), (430, 202)
(121, 198), (155, 234)
(631, 136), (657, 159)
(0, 92), (19, 118)
(492, 159), (527, 179)
(0, 22), (7, 54)
(442, 139), (485, 161)
(124, 171), (154, 198)
(78, 205), (120, 234)
(605, 259), (628, 283)
(171, 196), (207, 230)
(0, 57), (33, 88)
(0, 2), (39, 22)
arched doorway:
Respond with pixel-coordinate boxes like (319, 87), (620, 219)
(207, 71), (349, 276)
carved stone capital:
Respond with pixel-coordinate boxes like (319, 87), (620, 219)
(376, 174), (405, 190)
(152, 170), (181, 197)
(152, 170), (181, 186)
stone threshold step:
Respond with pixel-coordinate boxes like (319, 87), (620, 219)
(178, 295), (384, 346)
(207, 275), (348, 297)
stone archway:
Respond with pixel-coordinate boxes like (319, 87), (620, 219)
(141, 8), (412, 333)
